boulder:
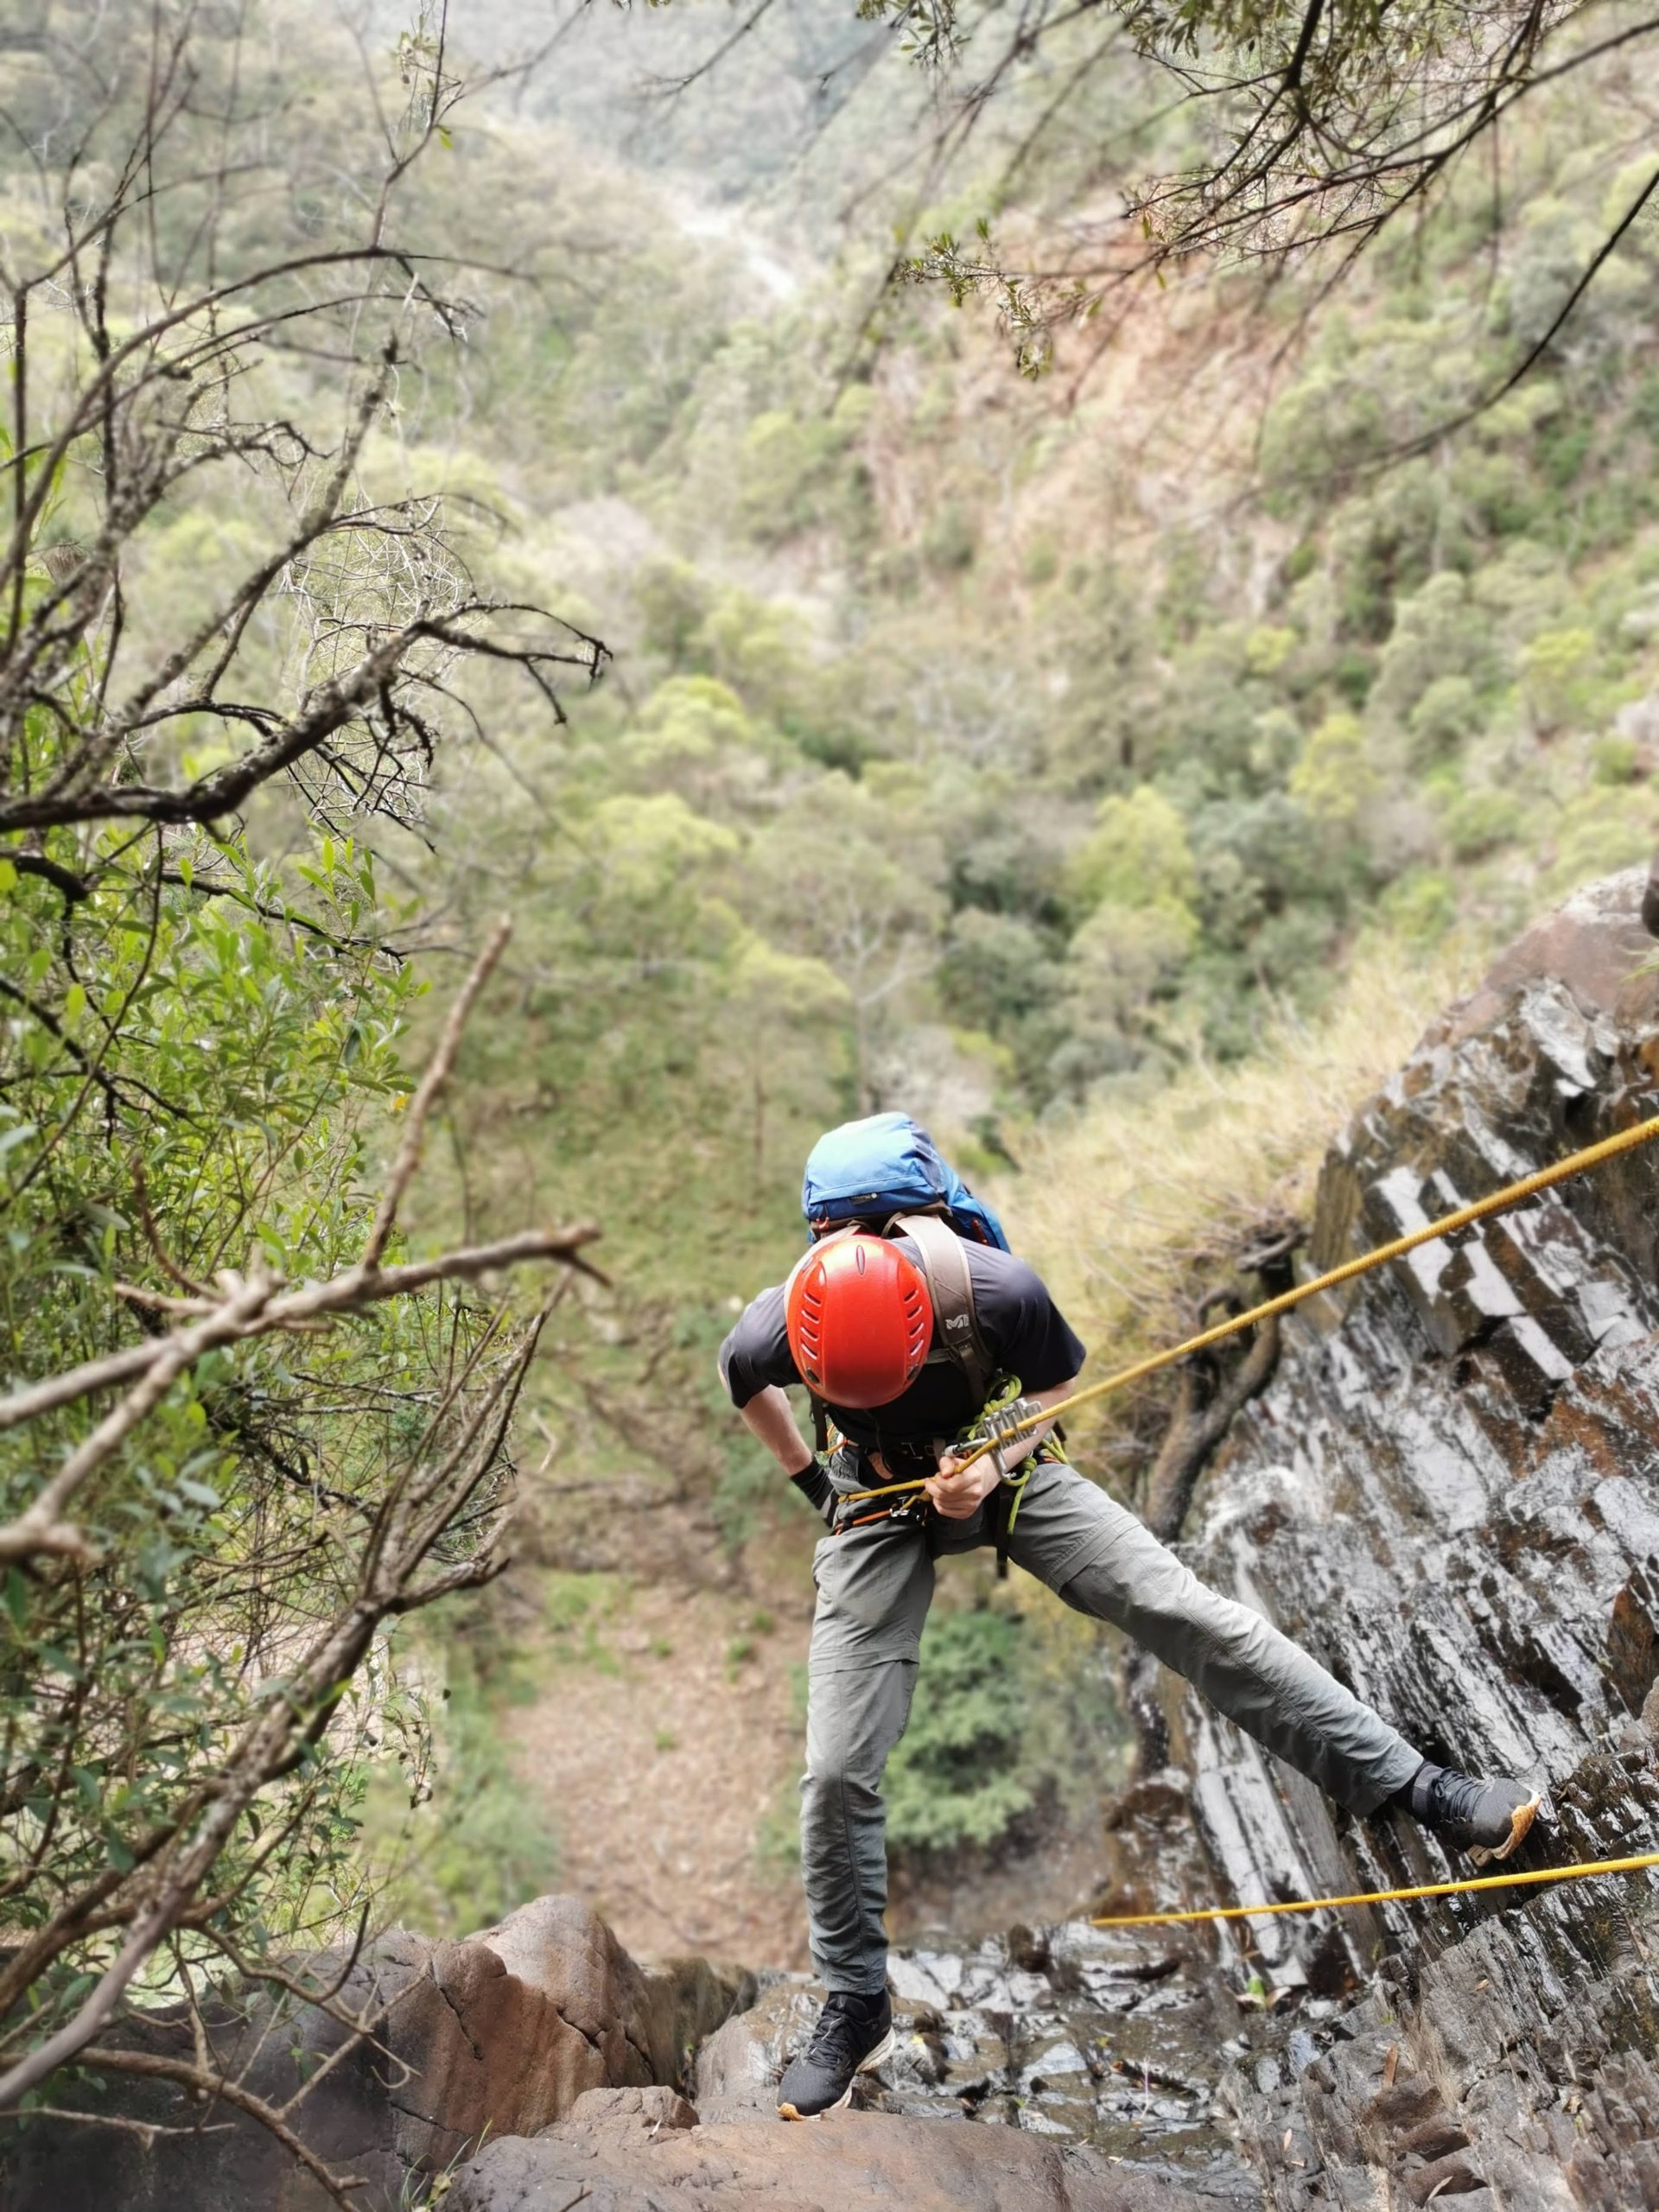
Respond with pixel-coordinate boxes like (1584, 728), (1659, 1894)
(449, 2097), (1224, 2211)
(394, 1892), (752, 2163)
(0, 1897), (753, 2210)
(1444, 865), (1658, 1045)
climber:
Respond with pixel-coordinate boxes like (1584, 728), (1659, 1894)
(717, 1114), (1542, 2123)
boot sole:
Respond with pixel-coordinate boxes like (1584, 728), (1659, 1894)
(777, 2027), (897, 2121)
(1469, 1792), (1541, 1868)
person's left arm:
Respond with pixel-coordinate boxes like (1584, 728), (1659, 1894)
(717, 1287), (838, 1524)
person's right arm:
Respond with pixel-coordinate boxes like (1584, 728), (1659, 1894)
(718, 1288), (835, 1522)
(925, 1372), (1077, 1519)
(925, 1252), (1088, 1521)
(738, 1382), (816, 1478)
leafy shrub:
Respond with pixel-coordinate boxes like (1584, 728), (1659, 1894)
(1440, 787), (1526, 860)
(1409, 675), (1484, 763)
(886, 1609), (1036, 1853)
(922, 502), (979, 572)
(1066, 786), (1198, 915)
(372, 1633), (562, 1940)
(1289, 711), (1380, 826)
(1378, 868), (1460, 943)
(1519, 626), (1599, 731)
(1370, 572), (1494, 727)
(1592, 734), (1640, 785)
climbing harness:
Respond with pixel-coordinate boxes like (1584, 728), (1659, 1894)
(837, 1106), (1659, 1519)
(1090, 1850), (1659, 1929)
(830, 1375), (1056, 1573)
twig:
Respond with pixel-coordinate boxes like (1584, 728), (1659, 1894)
(363, 916), (510, 1268)
(1, 1225), (602, 1449)
(0, 1273), (276, 1565)
(0, 2104), (230, 2145)
(129, 1155), (213, 1298)
(75, 2050), (365, 2209)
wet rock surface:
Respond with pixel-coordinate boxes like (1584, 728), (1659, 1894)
(696, 1931), (1258, 2200)
(1162, 868), (1659, 2206)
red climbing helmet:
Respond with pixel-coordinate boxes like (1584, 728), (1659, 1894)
(785, 1233), (933, 1408)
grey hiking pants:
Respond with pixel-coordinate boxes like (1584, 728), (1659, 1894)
(801, 1454), (1421, 1993)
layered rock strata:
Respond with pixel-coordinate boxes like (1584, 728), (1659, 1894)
(1162, 868), (1659, 2208)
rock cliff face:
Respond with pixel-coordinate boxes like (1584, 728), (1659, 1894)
(1165, 867), (1659, 2208)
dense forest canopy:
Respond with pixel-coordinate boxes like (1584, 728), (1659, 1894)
(0, 0), (1656, 2169)
(432, 0), (1659, 1225)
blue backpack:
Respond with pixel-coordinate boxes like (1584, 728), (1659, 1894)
(798, 1112), (1011, 1428)
(800, 1113), (1010, 1250)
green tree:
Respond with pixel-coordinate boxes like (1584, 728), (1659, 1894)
(868, 0), (1658, 419)
(0, 3), (602, 2150)
(886, 1610), (1034, 1853)
(1066, 787), (1198, 917)
(1289, 712), (1382, 829)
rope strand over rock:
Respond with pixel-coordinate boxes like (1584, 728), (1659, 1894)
(841, 1108), (1659, 1510)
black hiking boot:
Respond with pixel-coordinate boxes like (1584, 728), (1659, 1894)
(777, 1989), (894, 2120)
(1400, 1761), (1541, 1866)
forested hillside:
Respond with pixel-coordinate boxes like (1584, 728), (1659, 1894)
(407, 3), (1659, 1552)
(425, 10), (1659, 1227)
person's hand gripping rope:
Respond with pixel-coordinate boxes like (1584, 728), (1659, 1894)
(924, 1395), (1046, 1521)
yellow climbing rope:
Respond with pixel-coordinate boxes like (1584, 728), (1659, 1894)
(840, 1106), (1659, 1510)
(1090, 1850), (1659, 1929)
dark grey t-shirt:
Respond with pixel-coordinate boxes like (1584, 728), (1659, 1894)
(718, 1234), (1087, 1478)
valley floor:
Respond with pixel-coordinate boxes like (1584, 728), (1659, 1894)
(497, 1560), (1117, 1974)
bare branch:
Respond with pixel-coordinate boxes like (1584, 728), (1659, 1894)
(2, 1222), (602, 1450)
(364, 914), (511, 1268)
(0, 1300), (547, 2106)
(0, 1275), (277, 1567)
(75, 2050), (365, 2210)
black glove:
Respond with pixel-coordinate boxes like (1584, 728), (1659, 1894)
(790, 1455), (838, 1529)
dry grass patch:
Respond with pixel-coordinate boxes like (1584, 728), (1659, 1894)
(993, 940), (1478, 1471)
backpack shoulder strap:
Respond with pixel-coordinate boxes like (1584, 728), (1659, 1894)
(888, 1211), (997, 1407)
